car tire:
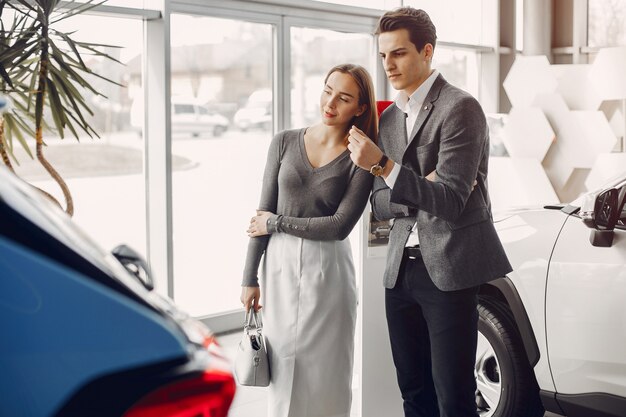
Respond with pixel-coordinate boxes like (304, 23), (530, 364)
(476, 297), (544, 417)
(213, 126), (226, 137)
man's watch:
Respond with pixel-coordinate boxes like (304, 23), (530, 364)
(369, 154), (389, 177)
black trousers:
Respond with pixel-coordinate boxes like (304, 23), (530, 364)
(386, 251), (479, 417)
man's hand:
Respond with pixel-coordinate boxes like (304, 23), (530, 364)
(240, 286), (262, 312)
(247, 210), (272, 237)
(347, 125), (384, 171)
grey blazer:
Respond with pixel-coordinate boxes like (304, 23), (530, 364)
(371, 74), (512, 291)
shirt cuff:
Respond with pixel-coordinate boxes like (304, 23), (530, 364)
(266, 214), (282, 234)
(241, 279), (259, 287)
(384, 161), (401, 189)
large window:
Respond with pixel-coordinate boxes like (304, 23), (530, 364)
(405, 0), (493, 46)
(312, 0), (399, 10)
(14, 14), (145, 255)
(290, 27), (374, 128)
(588, 0), (626, 47)
(170, 14), (274, 317)
(73, 0), (155, 7)
(433, 47), (480, 97)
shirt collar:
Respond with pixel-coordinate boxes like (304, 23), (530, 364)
(395, 69), (440, 114)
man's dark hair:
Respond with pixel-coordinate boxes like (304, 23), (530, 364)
(375, 7), (437, 52)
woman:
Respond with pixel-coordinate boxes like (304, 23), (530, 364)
(240, 64), (377, 417)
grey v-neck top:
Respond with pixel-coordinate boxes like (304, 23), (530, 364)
(242, 128), (374, 287)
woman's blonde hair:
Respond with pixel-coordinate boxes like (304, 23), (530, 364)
(324, 64), (378, 143)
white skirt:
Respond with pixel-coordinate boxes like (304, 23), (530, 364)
(260, 233), (357, 417)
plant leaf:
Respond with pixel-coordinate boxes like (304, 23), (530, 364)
(0, 63), (12, 87)
(4, 112), (34, 160)
(26, 62), (38, 113)
(49, 65), (93, 115)
(12, 0), (37, 14)
(46, 76), (66, 138)
(50, 0), (106, 24)
(50, 69), (93, 128)
(56, 32), (86, 69)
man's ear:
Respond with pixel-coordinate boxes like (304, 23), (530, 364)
(423, 43), (434, 61)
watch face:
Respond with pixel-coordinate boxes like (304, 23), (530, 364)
(370, 165), (383, 176)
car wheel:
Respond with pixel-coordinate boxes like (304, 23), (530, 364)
(213, 126), (226, 137)
(475, 297), (543, 417)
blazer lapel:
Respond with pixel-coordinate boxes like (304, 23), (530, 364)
(406, 74), (447, 149)
(407, 103), (433, 148)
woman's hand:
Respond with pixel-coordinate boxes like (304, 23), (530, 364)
(247, 210), (273, 237)
(240, 286), (262, 312)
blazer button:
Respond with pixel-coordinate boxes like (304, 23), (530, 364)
(406, 225), (412, 231)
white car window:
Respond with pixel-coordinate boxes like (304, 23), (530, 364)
(174, 104), (195, 115)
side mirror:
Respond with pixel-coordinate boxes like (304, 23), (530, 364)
(581, 189), (619, 247)
(594, 188), (619, 230)
(112, 244), (154, 291)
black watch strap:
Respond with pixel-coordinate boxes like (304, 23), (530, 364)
(378, 154), (388, 169)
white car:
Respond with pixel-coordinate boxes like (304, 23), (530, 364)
(172, 98), (229, 137)
(233, 89), (272, 132)
(474, 172), (626, 417)
(130, 97), (229, 137)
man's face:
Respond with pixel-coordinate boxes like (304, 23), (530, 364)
(378, 28), (433, 96)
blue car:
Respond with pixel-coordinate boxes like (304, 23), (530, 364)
(0, 166), (235, 417)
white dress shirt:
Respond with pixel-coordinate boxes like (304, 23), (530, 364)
(384, 69), (439, 247)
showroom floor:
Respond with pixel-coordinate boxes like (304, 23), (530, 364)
(217, 331), (562, 417)
(219, 331), (360, 417)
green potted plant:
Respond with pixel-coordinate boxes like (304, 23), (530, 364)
(0, 0), (122, 216)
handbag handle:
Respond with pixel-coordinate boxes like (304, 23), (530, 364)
(244, 309), (263, 333)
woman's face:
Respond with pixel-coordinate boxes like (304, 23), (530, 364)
(320, 71), (366, 129)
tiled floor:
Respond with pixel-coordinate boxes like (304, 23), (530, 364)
(217, 331), (562, 417)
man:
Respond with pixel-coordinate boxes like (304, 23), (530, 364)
(347, 7), (512, 417)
